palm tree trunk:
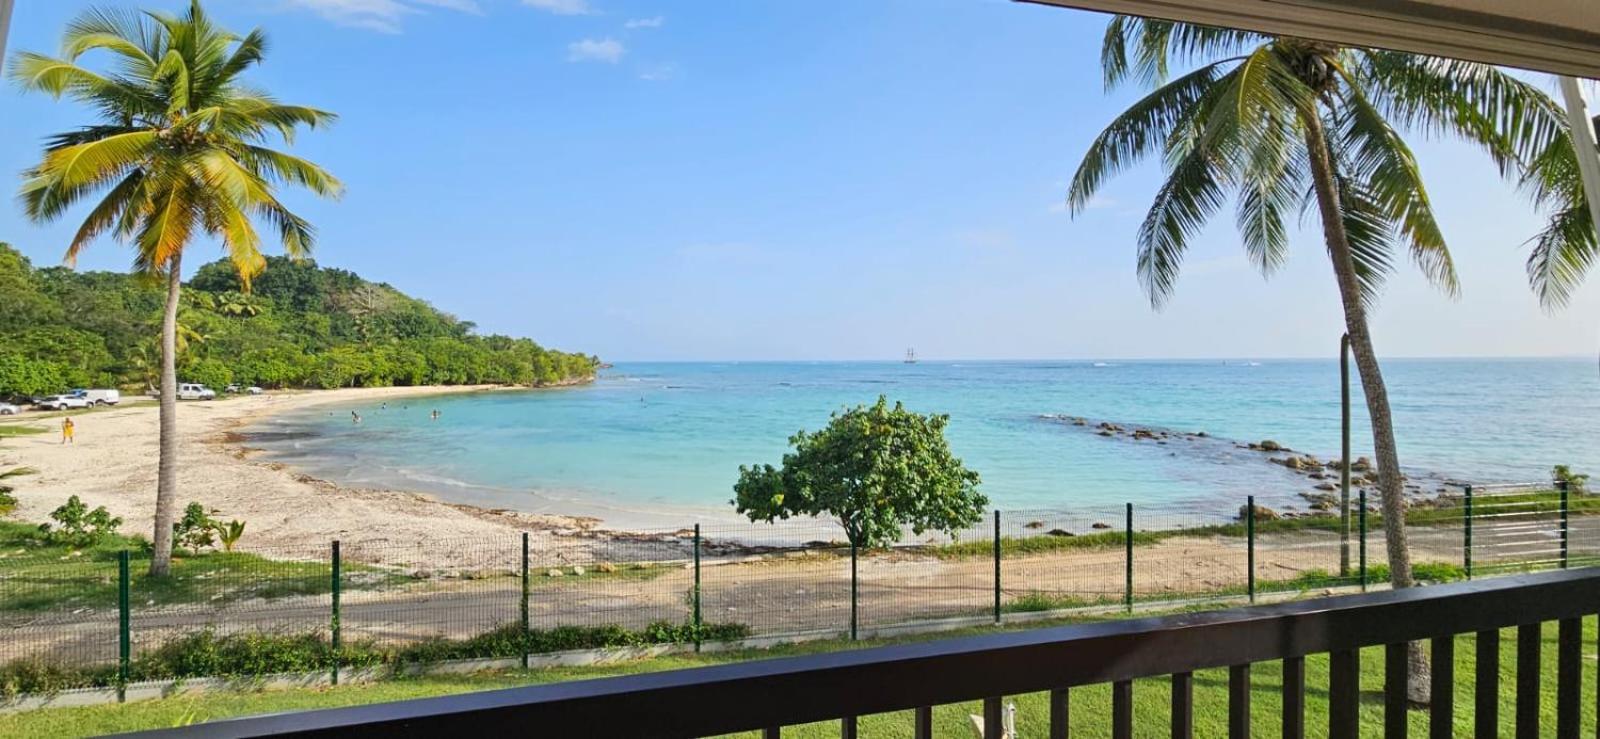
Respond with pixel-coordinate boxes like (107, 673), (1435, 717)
(1302, 111), (1431, 703)
(149, 253), (182, 577)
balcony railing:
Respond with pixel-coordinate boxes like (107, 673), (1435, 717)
(130, 568), (1600, 738)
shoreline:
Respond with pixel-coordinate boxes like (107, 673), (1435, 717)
(0, 384), (692, 567)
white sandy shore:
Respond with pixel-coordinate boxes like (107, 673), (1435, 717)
(0, 386), (682, 567)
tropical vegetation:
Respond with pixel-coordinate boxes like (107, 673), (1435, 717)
(0, 245), (598, 396)
(733, 396), (987, 548)
(1065, 18), (1578, 700)
(10, 0), (341, 575)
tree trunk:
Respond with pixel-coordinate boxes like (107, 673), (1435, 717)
(149, 253), (182, 577)
(1302, 112), (1431, 703)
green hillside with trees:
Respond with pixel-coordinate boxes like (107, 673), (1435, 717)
(0, 244), (598, 396)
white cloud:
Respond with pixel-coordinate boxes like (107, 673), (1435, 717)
(414, 0), (483, 12)
(637, 62), (677, 81)
(567, 38), (625, 64)
(524, 0), (594, 15)
(624, 16), (664, 29)
(285, 0), (477, 32)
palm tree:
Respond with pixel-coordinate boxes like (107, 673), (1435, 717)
(1067, 18), (1571, 701)
(11, 1), (341, 575)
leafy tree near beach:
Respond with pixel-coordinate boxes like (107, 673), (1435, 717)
(1065, 18), (1574, 699)
(11, 1), (342, 575)
(733, 396), (988, 549)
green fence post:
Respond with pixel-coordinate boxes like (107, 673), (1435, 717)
(330, 540), (341, 686)
(1463, 484), (1474, 580)
(1124, 503), (1134, 614)
(117, 550), (130, 703)
(520, 532), (530, 669)
(1358, 490), (1368, 592)
(692, 524), (703, 652)
(1558, 480), (1570, 569)
(1246, 496), (1256, 603)
(849, 539), (859, 640)
(992, 509), (1001, 625)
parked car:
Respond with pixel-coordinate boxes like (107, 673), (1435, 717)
(36, 394), (90, 411)
(246, 386), (264, 395)
(177, 383), (217, 401)
(0, 402), (18, 415)
(70, 389), (121, 406)
(224, 384), (241, 394)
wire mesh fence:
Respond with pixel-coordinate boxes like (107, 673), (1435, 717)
(2, 480), (1594, 699)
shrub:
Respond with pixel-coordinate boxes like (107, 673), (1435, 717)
(173, 502), (217, 554)
(0, 488), (15, 516)
(214, 520), (247, 552)
(0, 658), (107, 699)
(1554, 465), (1589, 494)
(38, 495), (121, 547)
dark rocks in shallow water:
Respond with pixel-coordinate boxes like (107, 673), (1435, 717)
(1046, 529), (1073, 537)
(1314, 482), (1338, 491)
(1091, 521), (1111, 530)
(1308, 472), (1327, 480)
(1239, 503), (1279, 521)
(1097, 429), (1114, 437)
(1258, 439), (1285, 452)
(1072, 418), (1087, 426)
(1024, 520), (1045, 529)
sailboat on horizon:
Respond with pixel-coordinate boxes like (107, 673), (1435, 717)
(904, 348), (918, 364)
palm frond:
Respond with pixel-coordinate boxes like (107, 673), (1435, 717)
(1332, 80), (1458, 296)
(1333, 175), (1400, 311)
(134, 181), (200, 274)
(1101, 16), (1266, 88)
(1067, 62), (1229, 214)
(237, 146), (344, 198)
(65, 170), (146, 266)
(1519, 132), (1598, 310)
(1355, 52), (1566, 175)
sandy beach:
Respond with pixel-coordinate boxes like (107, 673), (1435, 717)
(0, 386), (662, 567)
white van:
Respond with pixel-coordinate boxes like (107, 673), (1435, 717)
(177, 383), (217, 400)
(71, 389), (121, 406)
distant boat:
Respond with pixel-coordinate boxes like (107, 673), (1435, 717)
(904, 348), (918, 364)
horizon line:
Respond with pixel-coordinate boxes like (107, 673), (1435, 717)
(599, 354), (1600, 364)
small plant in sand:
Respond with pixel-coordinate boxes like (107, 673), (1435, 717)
(214, 520), (247, 552)
(40, 496), (122, 547)
(173, 503), (218, 555)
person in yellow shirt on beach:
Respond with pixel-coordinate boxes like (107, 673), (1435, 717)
(61, 417), (75, 445)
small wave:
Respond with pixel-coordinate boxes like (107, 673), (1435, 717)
(1092, 362), (1115, 368)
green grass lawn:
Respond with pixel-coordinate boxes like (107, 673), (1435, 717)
(0, 522), (404, 613)
(2, 615), (1593, 738)
(0, 425), (48, 437)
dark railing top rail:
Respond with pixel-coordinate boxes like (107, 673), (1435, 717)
(126, 568), (1600, 739)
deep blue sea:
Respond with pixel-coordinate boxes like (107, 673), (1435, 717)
(247, 359), (1600, 526)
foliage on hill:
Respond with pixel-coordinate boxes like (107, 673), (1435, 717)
(0, 244), (597, 395)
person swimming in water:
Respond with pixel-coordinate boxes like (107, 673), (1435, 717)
(351, 411), (362, 424)
(430, 409), (440, 420)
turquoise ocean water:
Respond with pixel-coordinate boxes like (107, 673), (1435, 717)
(246, 359), (1600, 526)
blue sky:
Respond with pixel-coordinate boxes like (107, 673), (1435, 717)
(2, 0), (1595, 361)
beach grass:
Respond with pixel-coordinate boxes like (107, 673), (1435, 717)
(0, 523), (404, 613)
(2, 614), (1592, 738)
(931, 487), (1590, 559)
(0, 425), (48, 437)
